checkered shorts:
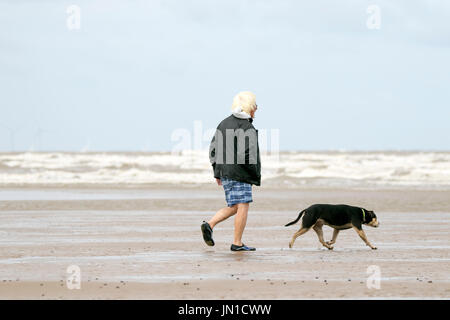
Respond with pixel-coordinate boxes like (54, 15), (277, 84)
(221, 177), (253, 207)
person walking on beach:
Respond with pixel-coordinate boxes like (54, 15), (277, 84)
(201, 91), (261, 252)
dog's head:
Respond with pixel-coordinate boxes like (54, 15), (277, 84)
(364, 210), (379, 228)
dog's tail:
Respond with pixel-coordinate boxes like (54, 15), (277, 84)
(285, 210), (306, 227)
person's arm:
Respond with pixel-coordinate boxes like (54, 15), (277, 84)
(209, 130), (222, 186)
(209, 133), (216, 169)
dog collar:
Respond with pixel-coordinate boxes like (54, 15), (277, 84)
(362, 208), (366, 221)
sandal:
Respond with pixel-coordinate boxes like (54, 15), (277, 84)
(230, 243), (256, 251)
(201, 221), (215, 246)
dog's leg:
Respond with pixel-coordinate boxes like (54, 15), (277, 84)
(289, 227), (310, 248)
(313, 222), (333, 250)
(326, 229), (339, 246)
(352, 226), (377, 250)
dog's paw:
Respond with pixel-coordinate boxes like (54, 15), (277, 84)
(288, 242), (293, 249)
(371, 246), (377, 250)
(328, 246), (334, 250)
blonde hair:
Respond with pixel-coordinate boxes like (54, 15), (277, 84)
(231, 91), (257, 114)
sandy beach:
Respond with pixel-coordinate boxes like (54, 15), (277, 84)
(1, 185), (449, 299)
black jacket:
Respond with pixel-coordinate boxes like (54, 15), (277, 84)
(209, 115), (261, 186)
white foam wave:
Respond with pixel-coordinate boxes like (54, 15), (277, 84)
(0, 151), (449, 189)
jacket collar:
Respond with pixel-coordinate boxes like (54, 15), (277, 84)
(231, 114), (253, 123)
(232, 106), (251, 119)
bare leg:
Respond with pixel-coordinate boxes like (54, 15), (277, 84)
(208, 205), (238, 229)
(326, 229), (340, 246)
(233, 203), (249, 246)
(313, 222), (333, 250)
(352, 226), (377, 250)
(289, 227), (310, 248)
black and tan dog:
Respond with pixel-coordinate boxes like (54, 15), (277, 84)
(285, 204), (379, 250)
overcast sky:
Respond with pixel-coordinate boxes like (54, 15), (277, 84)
(1, 0), (449, 151)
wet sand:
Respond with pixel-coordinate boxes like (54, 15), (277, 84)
(0, 186), (449, 299)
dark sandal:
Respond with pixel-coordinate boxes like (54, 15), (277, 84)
(230, 243), (256, 251)
(201, 221), (215, 246)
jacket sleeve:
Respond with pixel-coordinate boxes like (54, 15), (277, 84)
(209, 131), (217, 173)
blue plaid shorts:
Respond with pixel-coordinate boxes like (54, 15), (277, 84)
(221, 177), (253, 207)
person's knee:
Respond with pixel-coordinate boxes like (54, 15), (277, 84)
(230, 204), (238, 213)
(237, 202), (250, 209)
(236, 202), (249, 214)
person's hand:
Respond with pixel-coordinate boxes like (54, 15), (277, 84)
(216, 178), (222, 186)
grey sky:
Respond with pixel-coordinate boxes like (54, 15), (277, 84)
(1, 0), (449, 151)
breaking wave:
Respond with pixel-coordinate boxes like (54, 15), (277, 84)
(0, 151), (449, 189)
